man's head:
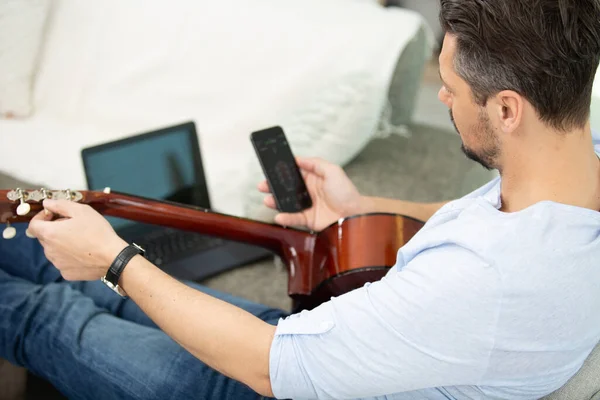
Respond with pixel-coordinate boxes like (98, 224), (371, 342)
(438, 0), (600, 171)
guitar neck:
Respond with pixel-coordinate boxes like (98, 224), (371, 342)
(87, 191), (312, 254)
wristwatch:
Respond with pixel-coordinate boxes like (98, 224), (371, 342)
(101, 243), (145, 297)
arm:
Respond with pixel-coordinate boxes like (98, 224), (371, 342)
(260, 157), (452, 229)
(119, 253), (276, 397)
(360, 196), (450, 222)
(28, 200), (276, 398)
(269, 244), (499, 399)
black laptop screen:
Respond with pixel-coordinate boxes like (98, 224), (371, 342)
(82, 123), (210, 231)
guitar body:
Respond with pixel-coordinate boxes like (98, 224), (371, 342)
(0, 189), (424, 312)
(288, 214), (424, 312)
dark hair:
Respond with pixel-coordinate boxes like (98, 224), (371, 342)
(439, 0), (600, 131)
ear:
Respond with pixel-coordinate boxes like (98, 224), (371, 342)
(491, 90), (523, 134)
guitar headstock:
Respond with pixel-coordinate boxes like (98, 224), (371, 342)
(0, 188), (92, 239)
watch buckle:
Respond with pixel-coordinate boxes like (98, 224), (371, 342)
(100, 276), (128, 297)
(132, 242), (145, 255)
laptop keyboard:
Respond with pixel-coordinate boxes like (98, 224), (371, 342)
(140, 229), (225, 266)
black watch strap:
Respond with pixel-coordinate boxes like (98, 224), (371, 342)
(104, 243), (145, 288)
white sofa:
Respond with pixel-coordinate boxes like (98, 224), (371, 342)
(1, 3), (432, 398)
(592, 70), (600, 131)
(0, 0), (431, 218)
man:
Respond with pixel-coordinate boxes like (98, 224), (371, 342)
(2, 0), (600, 398)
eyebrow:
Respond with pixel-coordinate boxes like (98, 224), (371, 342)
(439, 70), (453, 92)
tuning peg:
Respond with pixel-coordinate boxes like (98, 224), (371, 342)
(17, 202), (31, 216)
(25, 229), (35, 239)
(15, 188), (31, 216)
(3, 222), (16, 240)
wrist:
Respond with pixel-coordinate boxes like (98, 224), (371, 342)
(357, 196), (375, 215)
(101, 237), (129, 269)
(101, 241), (145, 297)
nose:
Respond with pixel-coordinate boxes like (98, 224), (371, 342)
(438, 86), (451, 108)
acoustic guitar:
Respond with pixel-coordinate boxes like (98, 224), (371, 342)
(0, 188), (424, 312)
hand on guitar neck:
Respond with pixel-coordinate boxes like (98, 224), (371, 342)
(27, 199), (129, 281)
(258, 157), (451, 230)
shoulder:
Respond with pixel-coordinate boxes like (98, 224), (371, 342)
(394, 241), (502, 301)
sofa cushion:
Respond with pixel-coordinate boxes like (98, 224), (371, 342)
(0, 0), (428, 218)
(0, 0), (52, 118)
(542, 340), (600, 400)
(592, 70), (600, 132)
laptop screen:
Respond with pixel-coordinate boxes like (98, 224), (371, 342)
(81, 122), (211, 231)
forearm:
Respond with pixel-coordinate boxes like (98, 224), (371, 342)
(117, 250), (275, 397)
(360, 196), (450, 222)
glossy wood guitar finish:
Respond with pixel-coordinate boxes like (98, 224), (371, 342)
(289, 213), (424, 311)
(0, 189), (424, 312)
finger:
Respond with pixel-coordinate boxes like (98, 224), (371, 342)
(257, 180), (271, 193)
(263, 195), (277, 209)
(28, 209), (56, 238)
(30, 208), (54, 222)
(274, 212), (307, 227)
(42, 199), (82, 218)
(295, 157), (329, 178)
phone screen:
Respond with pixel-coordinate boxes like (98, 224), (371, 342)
(251, 126), (312, 213)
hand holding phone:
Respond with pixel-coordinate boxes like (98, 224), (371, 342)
(250, 126), (313, 213)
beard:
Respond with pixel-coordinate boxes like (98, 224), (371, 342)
(450, 109), (499, 171)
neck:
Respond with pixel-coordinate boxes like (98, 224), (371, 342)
(499, 123), (600, 213)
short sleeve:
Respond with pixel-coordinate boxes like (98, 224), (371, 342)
(269, 244), (501, 400)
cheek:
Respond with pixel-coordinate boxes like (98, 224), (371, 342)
(452, 105), (478, 138)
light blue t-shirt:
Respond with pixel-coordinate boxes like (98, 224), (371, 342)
(269, 134), (600, 400)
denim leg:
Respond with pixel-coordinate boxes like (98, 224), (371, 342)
(0, 269), (283, 400)
(0, 224), (157, 327)
(0, 223), (61, 284)
(2, 223), (288, 327)
(1, 223), (289, 399)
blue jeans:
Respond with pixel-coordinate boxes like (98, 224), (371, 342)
(0, 223), (289, 400)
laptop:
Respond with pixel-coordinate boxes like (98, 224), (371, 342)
(81, 121), (273, 282)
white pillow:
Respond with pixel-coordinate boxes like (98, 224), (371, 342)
(591, 68), (600, 132)
(0, 0), (51, 118)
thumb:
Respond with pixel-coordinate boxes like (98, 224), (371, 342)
(42, 199), (81, 218)
(295, 157), (329, 178)
(274, 212), (308, 228)
(28, 206), (56, 238)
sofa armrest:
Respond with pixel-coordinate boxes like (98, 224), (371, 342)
(386, 24), (429, 127)
(541, 340), (600, 400)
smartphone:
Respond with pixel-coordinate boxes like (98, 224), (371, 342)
(250, 126), (313, 213)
